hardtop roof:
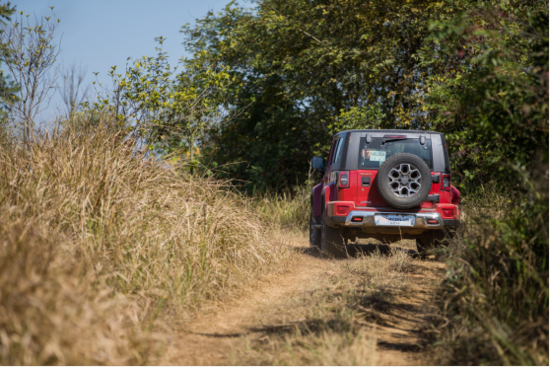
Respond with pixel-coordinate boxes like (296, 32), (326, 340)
(334, 129), (442, 136)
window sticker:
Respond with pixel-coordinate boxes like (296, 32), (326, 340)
(370, 151), (386, 162)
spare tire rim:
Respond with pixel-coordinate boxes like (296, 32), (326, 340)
(388, 164), (422, 197)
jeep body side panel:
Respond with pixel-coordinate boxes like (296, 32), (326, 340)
(312, 183), (323, 218)
(322, 136), (340, 215)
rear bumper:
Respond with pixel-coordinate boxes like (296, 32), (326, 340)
(323, 202), (460, 232)
(325, 210), (446, 229)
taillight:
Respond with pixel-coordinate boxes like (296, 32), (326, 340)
(441, 174), (451, 191)
(338, 171), (349, 188)
(336, 206), (349, 214)
(442, 209), (454, 218)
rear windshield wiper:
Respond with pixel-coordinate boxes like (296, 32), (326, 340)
(381, 138), (408, 145)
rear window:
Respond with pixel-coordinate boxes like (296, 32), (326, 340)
(333, 137), (344, 163)
(358, 137), (433, 169)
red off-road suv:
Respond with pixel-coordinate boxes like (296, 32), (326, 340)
(310, 129), (461, 258)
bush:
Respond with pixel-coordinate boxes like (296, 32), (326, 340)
(431, 171), (549, 365)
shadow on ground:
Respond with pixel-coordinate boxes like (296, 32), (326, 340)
(243, 295), (426, 353)
(295, 243), (419, 259)
(348, 244), (419, 258)
(187, 284), (428, 354)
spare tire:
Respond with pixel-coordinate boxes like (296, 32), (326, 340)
(377, 153), (431, 209)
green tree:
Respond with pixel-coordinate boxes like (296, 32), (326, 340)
(0, 2), (19, 126)
(182, 0), (470, 191)
(99, 39), (231, 170)
(422, 3), (548, 192)
(156, 50), (231, 168)
(99, 37), (173, 138)
(0, 7), (61, 141)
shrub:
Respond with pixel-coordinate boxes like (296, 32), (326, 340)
(431, 171), (549, 365)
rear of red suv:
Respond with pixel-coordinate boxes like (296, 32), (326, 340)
(310, 130), (460, 258)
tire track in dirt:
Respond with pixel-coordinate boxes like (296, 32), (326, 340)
(161, 235), (444, 365)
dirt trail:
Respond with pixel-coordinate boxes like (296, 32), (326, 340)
(162, 235), (444, 365)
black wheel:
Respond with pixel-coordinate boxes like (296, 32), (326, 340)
(377, 153), (431, 209)
(321, 217), (347, 259)
(309, 210), (321, 248)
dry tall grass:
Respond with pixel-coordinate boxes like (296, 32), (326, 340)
(0, 122), (291, 364)
(253, 186), (310, 233)
(429, 184), (549, 365)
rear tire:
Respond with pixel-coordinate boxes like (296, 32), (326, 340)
(309, 210), (321, 248)
(321, 218), (347, 259)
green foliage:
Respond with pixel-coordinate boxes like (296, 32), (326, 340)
(205, 95), (313, 192)
(422, 4), (548, 193)
(103, 37), (173, 137)
(420, 4), (549, 364)
(317, 104), (387, 156)
(97, 39), (231, 169)
(158, 49), (231, 166)
(330, 105), (386, 133)
(182, 0), (470, 190)
(0, 2), (18, 132)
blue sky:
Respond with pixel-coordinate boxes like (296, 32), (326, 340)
(15, 0), (236, 122)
